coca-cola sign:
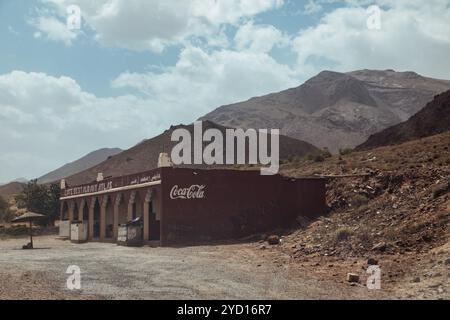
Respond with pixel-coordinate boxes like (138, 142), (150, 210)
(170, 185), (206, 200)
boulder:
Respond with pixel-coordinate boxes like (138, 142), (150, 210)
(267, 235), (280, 245)
(347, 273), (360, 283)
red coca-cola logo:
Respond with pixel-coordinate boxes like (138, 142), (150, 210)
(170, 185), (206, 200)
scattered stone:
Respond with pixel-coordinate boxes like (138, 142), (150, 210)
(371, 242), (387, 252)
(412, 277), (421, 283)
(347, 273), (360, 283)
(267, 235), (280, 245)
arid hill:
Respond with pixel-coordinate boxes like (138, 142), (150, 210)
(0, 182), (25, 200)
(201, 70), (450, 152)
(244, 131), (450, 299)
(357, 90), (450, 150)
(38, 148), (123, 184)
(64, 121), (321, 186)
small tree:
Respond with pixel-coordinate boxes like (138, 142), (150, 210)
(15, 180), (61, 226)
(0, 195), (13, 222)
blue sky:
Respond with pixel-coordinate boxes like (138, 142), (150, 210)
(1, 0), (449, 182)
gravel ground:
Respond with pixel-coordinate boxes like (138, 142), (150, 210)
(0, 236), (384, 300)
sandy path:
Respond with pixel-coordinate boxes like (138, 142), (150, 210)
(0, 236), (386, 300)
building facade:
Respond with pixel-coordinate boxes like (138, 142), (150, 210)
(59, 167), (327, 246)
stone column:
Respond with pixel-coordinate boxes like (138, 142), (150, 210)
(100, 197), (107, 241)
(78, 200), (84, 221)
(143, 190), (152, 241)
(127, 192), (136, 221)
(88, 199), (95, 241)
(113, 195), (121, 240)
(68, 202), (74, 222)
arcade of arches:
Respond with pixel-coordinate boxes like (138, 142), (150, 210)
(60, 187), (161, 242)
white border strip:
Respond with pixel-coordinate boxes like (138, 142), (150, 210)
(60, 180), (162, 201)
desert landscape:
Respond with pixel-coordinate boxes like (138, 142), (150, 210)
(1, 1), (450, 303)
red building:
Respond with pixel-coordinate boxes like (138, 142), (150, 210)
(59, 167), (327, 246)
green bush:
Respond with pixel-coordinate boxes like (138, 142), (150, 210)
(0, 195), (13, 222)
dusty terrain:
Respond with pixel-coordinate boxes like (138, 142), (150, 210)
(0, 236), (386, 300)
(274, 131), (450, 299)
(1, 132), (448, 300)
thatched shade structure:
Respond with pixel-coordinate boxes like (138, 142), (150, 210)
(12, 212), (46, 249)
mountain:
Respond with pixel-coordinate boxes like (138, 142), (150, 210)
(0, 182), (25, 199)
(0, 178), (28, 186)
(64, 121), (321, 186)
(200, 69), (450, 153)
(357, 90), (450, 150)
(38, 148), (123, 184)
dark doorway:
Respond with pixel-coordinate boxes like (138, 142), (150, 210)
(61, 202), (69, 220)
(73, 203), (79, 221)
(82, 202), (89, 221)
(148, 201), (160, 241)
(93, 198), (100, 239)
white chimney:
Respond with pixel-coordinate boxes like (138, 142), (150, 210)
(60, 179), (66, 190)
(96, 173), (104, 182)
(158, 153), (173, 168)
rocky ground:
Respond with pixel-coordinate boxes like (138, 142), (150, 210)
(268, 131), (450, 299)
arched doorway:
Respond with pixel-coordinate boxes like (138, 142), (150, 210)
(61, 202), (69, 221)
(73, 202), (79, 222)
(148, 190), (160, 241)
(93, 198), (101, 239)
(117, 194), (127, 225)
(81, 200), (89, 222)
(104, 196), (114, 239)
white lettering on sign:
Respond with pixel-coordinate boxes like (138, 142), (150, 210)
(170, 185), (206, 200)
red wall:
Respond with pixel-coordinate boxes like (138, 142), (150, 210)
(160, 168), (327, 245)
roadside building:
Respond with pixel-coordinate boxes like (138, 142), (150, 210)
(59, 164), (327, 246)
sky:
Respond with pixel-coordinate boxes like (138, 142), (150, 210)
(0, 0), (450, 183)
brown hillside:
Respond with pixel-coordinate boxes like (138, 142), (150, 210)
(0, 182), (25, 200)
(257, 131), (450, 298)
(65, 121), (321, 186)
(358, 90), (450, 150)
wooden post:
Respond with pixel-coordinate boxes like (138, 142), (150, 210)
(113, 196), (120, 240)
(29, 220), (33, 249)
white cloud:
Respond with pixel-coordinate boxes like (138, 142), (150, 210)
(234, 21), (286, 52)
(303, 0), (323, 15)
(34, 0), (284, 51)
(292, 0), (450, 79)
(0, 71), (163, 181)
(112, 46), (298, 116)
(29, 16), (78, 46)
(0, 48), (297, 182)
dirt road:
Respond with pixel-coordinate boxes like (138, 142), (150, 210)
(0, 236), (386, 300)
